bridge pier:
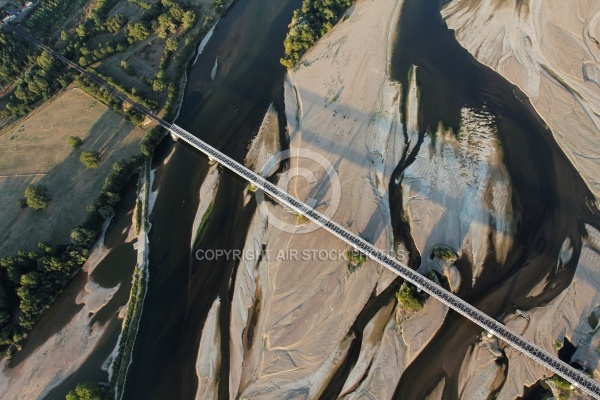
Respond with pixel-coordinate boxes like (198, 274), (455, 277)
(170, 132), (179, 141)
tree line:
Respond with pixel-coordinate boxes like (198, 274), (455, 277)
(280, 0), (354, 69)
(0, 156), (143, 357)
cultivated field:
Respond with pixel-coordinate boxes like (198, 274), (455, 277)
(0, 87), (146, 257)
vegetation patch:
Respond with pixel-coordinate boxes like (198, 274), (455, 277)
(280, 0), (354, 69)
(24, 184), (51, 210)
(431, 245), (457, 262)
(395, 284), (424, 312)
(293, 210), (309, 224)
(247, 182), (258, 193)
(68, 135), (84, 149)
(553, 338), (563, 351)
(66, 381), (110, 400)
(346, 248), (366, 273)
(549, 375), (572, 399)
(109, 159), (150, 399)
(193, 201), (213, 248)
(80, 150), (101, 169)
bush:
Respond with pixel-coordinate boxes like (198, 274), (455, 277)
(68, 136), (84, 149)
(346, 249), (366, 264)
(432, 245), (457, 262)
(66, 382), (107, 400)
(24, 185), (50, 210)
(396, 284), (424, 312)
(346, 249), (366, 273)
(550, 375), (572, 399)
(80, 151), (101, 168)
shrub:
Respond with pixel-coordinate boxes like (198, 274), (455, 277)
(65, 381), (107, 400)
(24, 185), (50, 210)
(68, 136), (84, 149)
(80, 151), (101, 168)
(432, 245), (457, 262)
(70, 227), (97, 247)
(346, 249), (366, 273)
(396, 284), (424, 312)
(553, 339), (563, 350)
(550, 375), (572, 399)
(346, 249), (366, 264)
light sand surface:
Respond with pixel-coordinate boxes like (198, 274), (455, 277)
(486, 225), (600, 400)
(190, 165), (219, 248)
(226, 0), (408, 397)
(217, 0), (518, 397)
(443, 2), (600, 395)
(195, 297), (221, 400)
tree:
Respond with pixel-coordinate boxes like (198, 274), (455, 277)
(24, 185), (50, 210)
(395, 284), (424, 312)
(165, 38), (178, 52)
(70, 227), (96, 247)
(80, 151), (101, 169)
(65, 382), (105, 400)
(119, 60), (133, 75)
(126, 22), (151, 43)
(182, 10), (196, 30)
(68, 136), (83, 149)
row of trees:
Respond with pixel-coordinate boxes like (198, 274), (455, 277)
(0, 0), (229, 360)
(24, 0), (89, 41)
(0, 156), (143, 357)
(0, 31), (33, 87)
(0, 0), (196, 121)
(280, 0), (353, 69)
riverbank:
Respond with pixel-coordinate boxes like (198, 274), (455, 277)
(109, 159), (155, 399)
(0, 217), (130, 400)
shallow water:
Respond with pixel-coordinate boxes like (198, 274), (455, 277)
(390, 0), (600, 398)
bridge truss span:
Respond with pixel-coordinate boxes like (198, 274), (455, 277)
(169, 123), (600, 399)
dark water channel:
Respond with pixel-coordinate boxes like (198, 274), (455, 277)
(122, 1), (301, 398)
(390, 0), (600, 398)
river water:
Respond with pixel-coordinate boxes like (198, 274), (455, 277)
(391, 0), (600, 398)
(24, 0), (600, 398)
(122, 1), (301, 398)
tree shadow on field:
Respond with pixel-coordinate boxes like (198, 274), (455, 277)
(1, 109), (139, 368)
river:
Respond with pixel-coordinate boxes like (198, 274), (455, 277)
(390, 0), (600, 398)
(122, 0), (301, 398)
(30, 0), (600, 398)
